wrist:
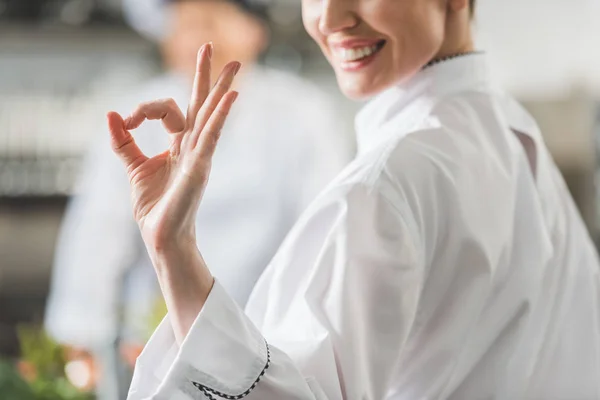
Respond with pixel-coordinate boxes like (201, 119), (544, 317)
(149, 236), (204, 276)
(143, 227), (197, 256)
(149, 236), (213, 286)
(146, 237), (214, 343)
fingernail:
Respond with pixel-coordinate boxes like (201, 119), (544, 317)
(207, 42), (213, 59)
(231, 91), (239, 102)
(233, 62), (242, 76)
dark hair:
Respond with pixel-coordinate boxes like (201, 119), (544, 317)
(470, 0), (475, 15)
(165, 0), (268, 21)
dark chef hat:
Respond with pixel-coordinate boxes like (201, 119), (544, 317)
(163, 0), (268, 21)
(123, 0), (269, 42)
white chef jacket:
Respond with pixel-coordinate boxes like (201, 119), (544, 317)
(44, 66), (351, 348)
(129, 54), (600, 400)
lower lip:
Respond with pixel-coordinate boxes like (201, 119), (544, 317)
(338, 47), (383, 72)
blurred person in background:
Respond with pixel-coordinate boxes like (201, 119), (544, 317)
(43, 0), (351, 397)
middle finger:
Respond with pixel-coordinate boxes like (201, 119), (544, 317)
(186, 43), (213, 127)
(189, 61), (241, 149)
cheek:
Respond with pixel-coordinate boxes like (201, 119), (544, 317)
(301, 1), (323, 44)
(382, 8), (445, 66)
(228, 25), (263, 58)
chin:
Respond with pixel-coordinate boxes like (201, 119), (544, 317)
(335, 71), (396, 100)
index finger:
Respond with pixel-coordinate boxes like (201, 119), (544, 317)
(186, 43), (213, 127)
(124, 98), (185, 134)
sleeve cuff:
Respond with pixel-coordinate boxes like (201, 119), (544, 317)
(129, 279), (269, 399)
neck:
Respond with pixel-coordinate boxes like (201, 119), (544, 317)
(432, 9), (474, 62)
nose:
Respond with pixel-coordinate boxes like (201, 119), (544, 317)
(318, 0), (358, 36)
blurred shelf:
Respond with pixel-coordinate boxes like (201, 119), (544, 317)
(0, 23), (149, 51)
(0, 156), (81, 198)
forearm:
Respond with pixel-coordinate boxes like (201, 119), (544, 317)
(147, 238), (214, 345)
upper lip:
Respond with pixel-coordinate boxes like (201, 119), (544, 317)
(328, 38), (384, 50)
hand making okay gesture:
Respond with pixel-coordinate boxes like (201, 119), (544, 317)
(107, 43), (240, 249)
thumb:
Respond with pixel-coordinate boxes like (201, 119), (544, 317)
(107, 111), (147, 168)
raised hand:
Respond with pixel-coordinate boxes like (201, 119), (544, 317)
(107, 43), (240, 250)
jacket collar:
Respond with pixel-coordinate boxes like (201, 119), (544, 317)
(355, 53), (492, 154)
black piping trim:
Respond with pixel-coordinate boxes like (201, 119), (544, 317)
(192, 340), (271, 399)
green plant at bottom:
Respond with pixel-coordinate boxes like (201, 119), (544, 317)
(0, 359), (37, 400)
(0, 325), (93, 400)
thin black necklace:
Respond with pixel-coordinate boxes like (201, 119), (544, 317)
(422, 51), (482, 70)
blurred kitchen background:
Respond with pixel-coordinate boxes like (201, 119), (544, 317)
(1, 0), (600, 398)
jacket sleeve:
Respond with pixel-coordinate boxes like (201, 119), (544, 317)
(128, 281), (325, 400)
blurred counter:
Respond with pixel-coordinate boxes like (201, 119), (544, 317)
(0, 197), (66, 356)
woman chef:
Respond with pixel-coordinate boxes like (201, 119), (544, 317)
(108, 0), (600, 398)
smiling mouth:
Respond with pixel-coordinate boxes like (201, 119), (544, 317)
(336, 40), (387, 63)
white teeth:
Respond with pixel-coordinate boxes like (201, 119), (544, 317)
(338, 44), (379, 62)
